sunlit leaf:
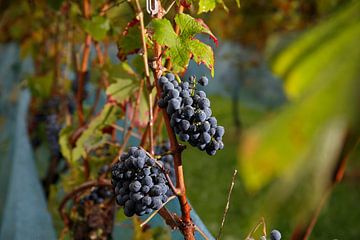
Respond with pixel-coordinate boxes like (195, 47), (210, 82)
(198, 0), (228, 14)
(72, 104), (120, 162)
(151, 13), (216, 76)
(59, 126), (73, 162)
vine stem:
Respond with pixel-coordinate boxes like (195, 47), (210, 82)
(76, 0), (92, 126)
(152, 1), (195, 239)
(133, 0), (154, 155)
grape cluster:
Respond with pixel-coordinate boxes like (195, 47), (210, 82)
(111, 147), (170, 217)
(72, 186), (114, 240)
(157, 73), (224, 155)
(80, 187), (114, 205)
(45, 114), (62, 157)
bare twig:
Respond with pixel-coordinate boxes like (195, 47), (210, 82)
(245, 217), (266, 240)
(76, 0), (92, 125)
(217, 169), (238, 240)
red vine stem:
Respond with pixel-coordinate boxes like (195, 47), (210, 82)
(76, 0), (92, 126)
(152, 2), (195, 239)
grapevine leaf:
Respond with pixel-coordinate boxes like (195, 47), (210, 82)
(188, 39), (215, 76)
(59, 126), (73, 161)
(83, 133), (112, 153)
(83, 15), (110, 41)
(198, 0), (228, 14)
(72, 104), (119, 162)
(151, 18), (178, 46)
(106, 78), (138, 103)
(104, 62), (138, 84)
(151, 13), (216, 76)
(117, 19), (142, 61)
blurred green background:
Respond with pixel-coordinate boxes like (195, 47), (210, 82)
(0, 0), (359, 239)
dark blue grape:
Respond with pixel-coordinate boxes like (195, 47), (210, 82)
(270, 230), (281, 240)
(198, 76), (209, 86)
(165, 72), (175, 81)
(195, 111), (207, 122)
(129, 181), (141, 192)
(179, 133), (190, 141)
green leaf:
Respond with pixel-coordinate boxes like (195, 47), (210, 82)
(151, 18), (178, 46)
(151, 13), (216, 76)
(198, 0), (228, 14)
(117, 19), (143, 60)
(72, 104), (119, 163)
(239, 1), (360, 192)
(188, 39), (214, 76)
(106, 78), (137, 103)
(27, 72), (53, 98)
(59, 126), (73, 161)
(83, 15), (110, 41)
(83, 133), (112, 153)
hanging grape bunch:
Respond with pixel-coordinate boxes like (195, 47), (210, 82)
(71, 186), (115, 240)
(158, 73), (225, 155)
(111, 147), (170, 217)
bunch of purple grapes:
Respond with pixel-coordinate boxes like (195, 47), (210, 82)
(158, 73), (224, 155)
(45, 114), (62, 158)
(79, 187), (114, 205)
(111, 147), (170, 217)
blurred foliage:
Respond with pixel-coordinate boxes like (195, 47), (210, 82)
(206, 0), (351, 49)
(1, 0), (359, 239)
